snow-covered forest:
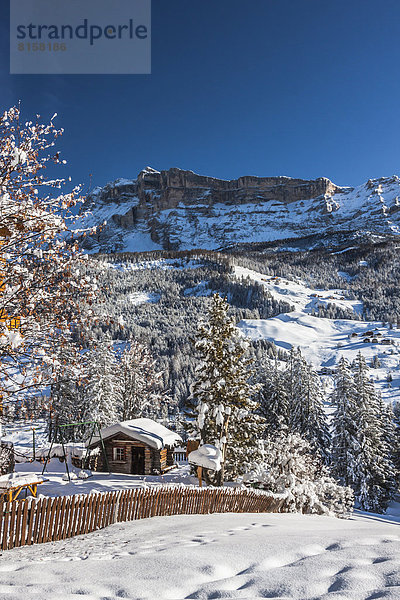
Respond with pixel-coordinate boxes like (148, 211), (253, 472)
(74, 241), (400, 512)
(3, 198), (400, 513)
(0, 110), (399, 600)
(0, 108), (399, 600)
(3, 0), (400, 594)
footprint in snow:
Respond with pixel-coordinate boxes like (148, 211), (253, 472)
(0, 564), (21, 572)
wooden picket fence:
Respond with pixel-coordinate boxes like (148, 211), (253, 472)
(0, 485), (287, 551)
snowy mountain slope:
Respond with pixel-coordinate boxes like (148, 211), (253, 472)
(238, 313), (399, 388)
(129, 291), (161, 305)
(91, 253), (400, 406)
(103, 257), (206, 272)
(234, 267), (400, 404)
(235, 266), (363, 314)
(79, 168), (400, 252)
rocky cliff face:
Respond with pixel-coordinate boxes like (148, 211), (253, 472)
(80, 167), (400, 252)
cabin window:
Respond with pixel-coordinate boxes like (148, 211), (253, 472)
(113, 447), (125, 461)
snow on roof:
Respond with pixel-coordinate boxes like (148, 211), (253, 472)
(89, 418), (182, 450)
(188, 444), (222, 471)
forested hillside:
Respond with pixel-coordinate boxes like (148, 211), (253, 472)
(84, 238), (400, 409)
(86, 252), (291, 409)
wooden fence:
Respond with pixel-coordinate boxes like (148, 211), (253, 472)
(0, 486), (287, 552)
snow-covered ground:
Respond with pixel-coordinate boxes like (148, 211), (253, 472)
(104, 258), (205, 271)
(235, 266), (363, 315)
(238, 312), (398, 369)
(11, 460), (197, 497)
(129, 291), (161, 305)
(2, 429), (400, 600)
(1, 420), (48, 458)
(0, 421), (196, 497)
(115, 229), (162, 253)
(234, 266), (400, 405)
(0, 510), (399, 599)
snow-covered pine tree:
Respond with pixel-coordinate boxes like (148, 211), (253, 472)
(285, 348), (330, 461)
(117, 339), (162, 420)
(0, 442), (14, 475)
(188, 293), (264, 484)
(50, 342), (88, 431)
(330, 357), (359, 486)
(243, 429), (353, 517)
(84, 341), (120, 427)
(351, 352), (397, 512)
(393, 401), (400, 475)
(376, 396), (399, 501)
(256, 357), (290, 434)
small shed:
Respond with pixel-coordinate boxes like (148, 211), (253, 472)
(87, 418), (182, 475)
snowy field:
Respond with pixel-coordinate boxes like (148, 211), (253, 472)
(234, 266), (400, 404)
(129, 291), (161, 305)
(234, 266), (363, 315)
(12, 460), (197, 497)
(0, 510), (399, 599)
(104, 258), (205, 272)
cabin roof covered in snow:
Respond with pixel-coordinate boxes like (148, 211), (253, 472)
(88, 418), (182, 450)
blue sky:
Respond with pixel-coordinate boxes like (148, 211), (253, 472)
(1, 0), (400, 190)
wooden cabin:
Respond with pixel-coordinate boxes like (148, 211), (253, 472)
(87, 418), (182, 476)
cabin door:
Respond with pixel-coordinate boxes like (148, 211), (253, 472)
(131, 447), (145, 474)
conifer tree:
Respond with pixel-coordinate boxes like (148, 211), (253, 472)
(286, 348), (330, 461)
(244, 429), (353, 517)
(188, 293), (264, 484)
(330, 357), (359, 486)
(50, 342), (87, 429)
(84, 342), (119, 427)
(117, 340), (162, 420)
(393, 401), (400, 475)
(256, 357), (289, 434)
(351, 352), (397, 512)
(376, 397), (399, 499)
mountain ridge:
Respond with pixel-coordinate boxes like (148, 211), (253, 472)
(80, 167), (400, 253)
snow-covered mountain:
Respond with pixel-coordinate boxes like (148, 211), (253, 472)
(233, 264), (400, 405)
(80, 167), (400, 252)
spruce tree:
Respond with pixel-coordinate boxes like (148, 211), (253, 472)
(393, 401), (400, 476)
(256, 357), (290, 434)
(188, 293), (264, 484)
(84, 342), (120, 427)
(117, 340), (162, 420)
(244, 429), (353, 517)
(50, 341), (88, 439)
(376, 397), (399, 502)
(331, 357), (359, 486)
(351, 352), (397, 512)
(286, 348), (330, 461)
